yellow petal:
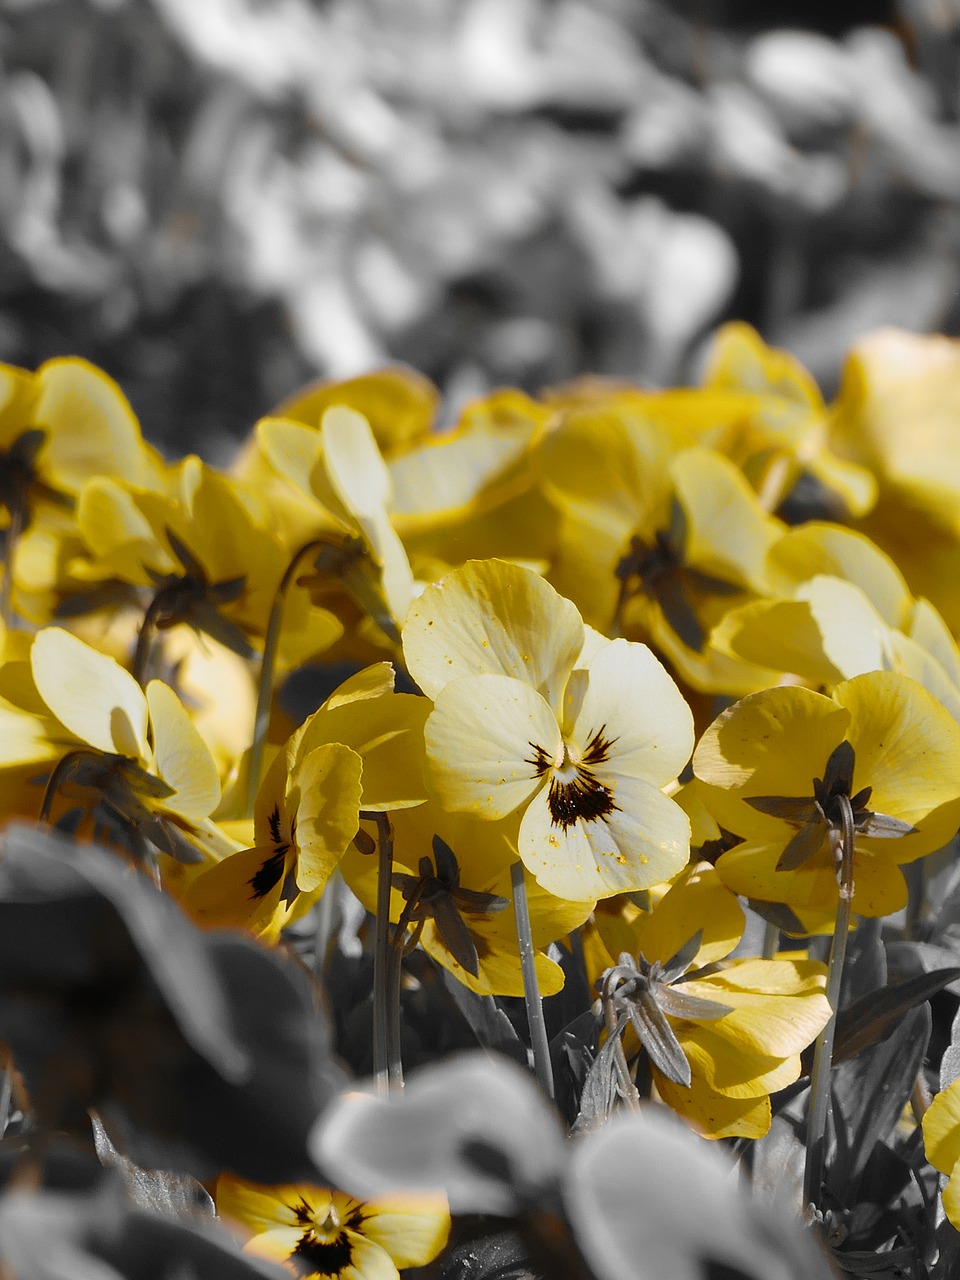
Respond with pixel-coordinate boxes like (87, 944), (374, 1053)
(185, 843), (290, 932)
(32, 627), (149, 759)
(693, 684), (848, 837)
(632, 862), (744, 967)
(766, 523), (911, 626)
(292, 743), (364, 893)
(292, 692), (430, 811)
(403, 559), (583, 711)
(425, 674), (558, 821)
(672, 447), (780, 592)
(836, 670), (960, 826)
(34, 357), (163, 493)
(323, 663), (396, 708)
(145, 680), (221, 822)
(654, 1070), (772, 1139)
(360, 1195), (450, 1269)
(923, 1079), (960, 1176)
(273, 366), (438, 455)
(566, 637), (694, 788)
(519, 773), (689, 901)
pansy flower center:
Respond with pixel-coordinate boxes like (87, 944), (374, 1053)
(525, 727), (620, 831)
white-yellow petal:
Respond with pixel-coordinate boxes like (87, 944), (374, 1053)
(567, 638), (694, 787)
(145, 680), (221, 821)
(403, 559), (583, 711)
(32, 627), (149, 760)
(425, 674), (558, 820)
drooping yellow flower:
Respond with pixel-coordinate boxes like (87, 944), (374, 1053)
(25, 626), (221, 857)
(540, 412), (783, 694)
(216, 1174), (449, 1280)
(74, 455), (338, 666)
(403, 559), (693, 901)
(340, 801), (594, 997)
(187, 662), (428, 933)
(258, 405), (415, 642)
(693, 673), (960, 932)
(713, 523), (960, 721)
(595, 862), (831, 1139)
(699, 322), (877, 517)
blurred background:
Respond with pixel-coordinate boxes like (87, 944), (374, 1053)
(1, 0), (959, 460)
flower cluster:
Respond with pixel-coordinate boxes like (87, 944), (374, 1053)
(3, 325), (960, 1276)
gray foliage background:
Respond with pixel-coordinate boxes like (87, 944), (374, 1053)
(1, 0), (959, 456)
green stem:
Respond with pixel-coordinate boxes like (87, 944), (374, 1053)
(38, 748), (97, 824)
(904, 860), (925, 942)
(245, 536), (344, 817)
(512, 859), (555, 1101)
(803, 797), (855, 1212)
(132, 587), (173, 687)
(0, 480), (25, 631)
(312, 869), (342, 982)
(369, 811), (401, 1092)
(761, 920), (779, 960)
(601, 972), (641, 1112)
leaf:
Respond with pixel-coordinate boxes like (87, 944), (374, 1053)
(830, 1003), (931, 1192)
(827, 968), (960, 1067)
(776, 817), (828, 871)
(572, 1018), (630, 1135)
(91, 1114), (215, 1219)
(438, 968), (527, 1065)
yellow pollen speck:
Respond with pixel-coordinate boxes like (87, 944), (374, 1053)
(615, 853), (627, 865)
(482, 639), (489, 647)
(548, 834), (559, 847)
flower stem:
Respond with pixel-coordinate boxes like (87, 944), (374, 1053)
(512, 859), (555, 1101)
(761, 920), (779, 960)
(368, 811), (402, 1092)
(0, 481), (24, 631)
(245, 536), (344, 818)
(312, 869), (341, 982)
(803, 796), (855, 1212)
(38, 749), (97, 824)
(600, 971), (641, 1112)
(132, 587), (173, 686)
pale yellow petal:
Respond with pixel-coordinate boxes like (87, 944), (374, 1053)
(425, 674), (557, 820)
(32, 627), (149, 759)
(146, 680), (221, 821)
(292, 743), (364, 892)
(403, 559), (583, 711)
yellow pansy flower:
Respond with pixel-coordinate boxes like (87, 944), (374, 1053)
(693, 673), (960, 932)
(187, 663), (427, 933)
(541, 412), (782, 694)
(27, 626), (221, 857)
(74, 455), (336, 668)
(700, 322), (877, 517)
(258, 405), (415, 642)
(714, 523), (960, 721)
(216, 1174), (449, 1280)
(403, 559), (693, 901)
(595, 863), (831, 1139)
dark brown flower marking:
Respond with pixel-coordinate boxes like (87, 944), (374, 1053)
(525, 727), (620, 831)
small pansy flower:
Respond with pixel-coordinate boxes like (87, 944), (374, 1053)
(216, 1175), (450, 1280)
(693, 672), (960, 932)
(402, 559), (693, 901)
(593, 863), (831, 1139)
